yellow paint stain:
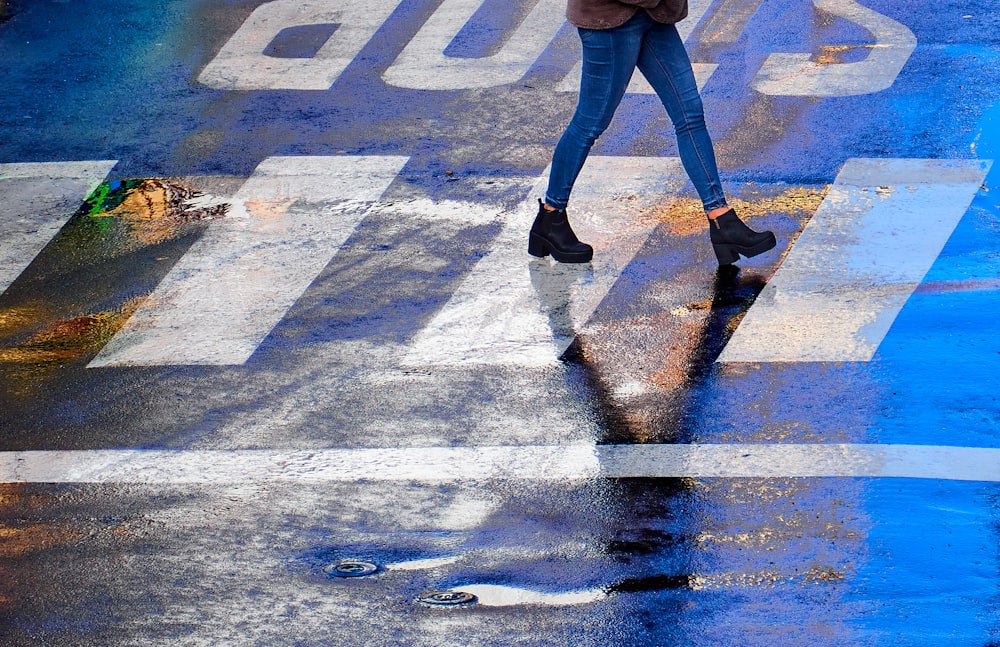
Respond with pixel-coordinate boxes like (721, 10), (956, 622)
(814, 44), (874, 65)
(641, 185), (829, 236)
(0, 523), (86, 558)
(245, 198), (297, 218)
(0, 304), (46, 336)
(0, 296), (144, 364)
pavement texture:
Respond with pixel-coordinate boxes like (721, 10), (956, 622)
(2, 0), (1000, 645)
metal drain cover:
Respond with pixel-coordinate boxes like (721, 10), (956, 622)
(324, 560), (378, 578)
(417, 590), (477, 607)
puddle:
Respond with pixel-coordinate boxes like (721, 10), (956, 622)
(446, 584), (607, 607)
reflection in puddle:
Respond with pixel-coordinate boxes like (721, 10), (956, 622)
(86, 178), (228, 247)
(451, 583), (607, 607)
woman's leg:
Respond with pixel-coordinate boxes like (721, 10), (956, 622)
(637, 24), (776, 264)
(544, 14), (649, 210)
(635, 22), (728, 212)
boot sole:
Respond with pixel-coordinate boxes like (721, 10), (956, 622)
(712, 232), (777, 265)
(528, 233), (593, 263)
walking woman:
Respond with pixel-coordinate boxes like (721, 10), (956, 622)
(529, 0), (776, 265)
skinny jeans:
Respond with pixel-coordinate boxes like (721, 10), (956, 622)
(545, 11), (727, 211)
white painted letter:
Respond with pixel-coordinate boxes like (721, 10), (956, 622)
(753, 0), (916, 96)
(198, 0), (402, 90)
(383, 0), (565, 90)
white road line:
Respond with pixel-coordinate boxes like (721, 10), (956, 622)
(720, 158), (992, 363)
(89, 155), (408, 366)
(0, 160), (117, 294)
(2, 444), (1000, 483)
(402, 156), (688, 367)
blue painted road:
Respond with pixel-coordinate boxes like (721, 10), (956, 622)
(2, 0), (1000, 645)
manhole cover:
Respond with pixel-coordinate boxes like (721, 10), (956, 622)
(417, 590), (477, 607)
(324, 560), (378, 578)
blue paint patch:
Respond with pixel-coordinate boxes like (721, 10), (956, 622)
(845, 479), (1000, 645)
(873, 100), (1000, 448)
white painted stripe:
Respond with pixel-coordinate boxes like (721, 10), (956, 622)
(89, 156), (408, 366)
(720, 158), (992, 363)
(0, 160), (117, 293)
(402, 156), (688, 367)
(4, 444), (1000, 483)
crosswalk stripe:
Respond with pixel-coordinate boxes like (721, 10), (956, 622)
(3, 444), (999, 483)
(0, 160), (117, 294)
(719, 158), (993, 363)
(89, 155), (408, 366)
(403, 156), (689, 367)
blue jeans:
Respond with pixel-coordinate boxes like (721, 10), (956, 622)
(545, 12), (727, 212)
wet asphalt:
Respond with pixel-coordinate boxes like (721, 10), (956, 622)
(3, 0), (1000, 645)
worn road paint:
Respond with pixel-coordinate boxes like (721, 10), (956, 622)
(383, 0), (565, 90)
(402, 156), (688, 367)
(89, 155), (408, 366)
(198, 0), (403, 90)
(719, 158), (992, 363)
(753, 0), (917, 96)
(385, 556), (463, 571)
(4, 443), (1000, 483)
(197, 0), (913, 95)
(0, 161), (117, 294)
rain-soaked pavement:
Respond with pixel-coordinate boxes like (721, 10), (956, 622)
(3, 0), (1000, 644)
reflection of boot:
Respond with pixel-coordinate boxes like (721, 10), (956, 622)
(528, 258), (592, 346)
(709, 209), (776, 265)
(528, 199), (594, 263)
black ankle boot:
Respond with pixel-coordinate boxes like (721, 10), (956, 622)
(528, 199), (594, 263)
(709, 209), (776, 265)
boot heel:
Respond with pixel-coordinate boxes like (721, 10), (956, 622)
(712, 243), (740, 265)
(528, 233), (550, 258)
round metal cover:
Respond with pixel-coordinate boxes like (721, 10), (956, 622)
(324, 560), (378, 578)
(417, 590), (477, 607)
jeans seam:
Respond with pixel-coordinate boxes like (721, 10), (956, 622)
(641, 39), (726, 210)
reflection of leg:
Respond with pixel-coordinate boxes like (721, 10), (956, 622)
(689, 264), (767, 370)
(528, 256), (593, 347)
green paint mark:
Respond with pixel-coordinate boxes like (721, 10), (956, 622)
(82, 179), (146, 216)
